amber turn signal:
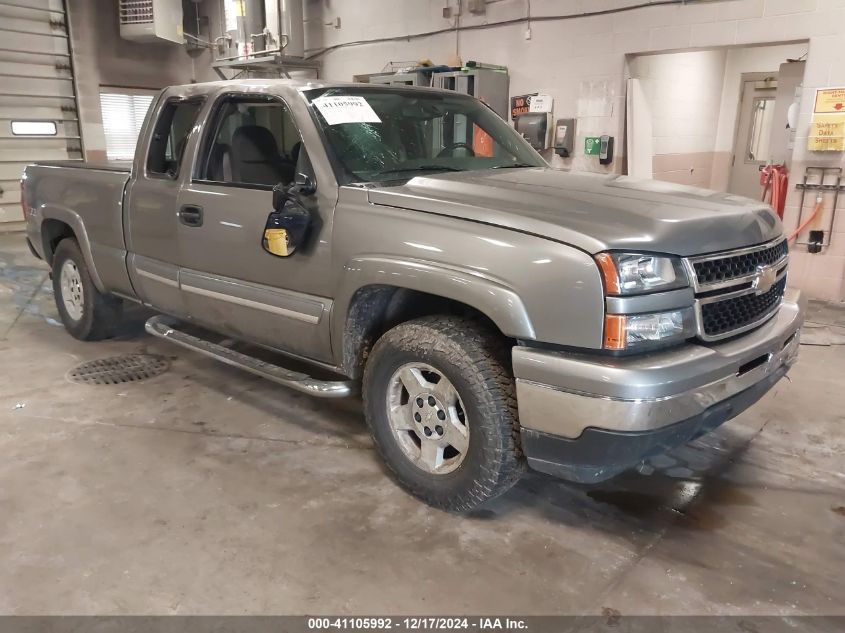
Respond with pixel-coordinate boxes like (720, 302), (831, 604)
(595, 252), (620, 295)
(603, 314), (627, 350)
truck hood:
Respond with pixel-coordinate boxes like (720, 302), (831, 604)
(366, 168), (782, 256)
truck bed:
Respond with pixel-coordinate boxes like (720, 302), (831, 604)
(24, 160), (135, 299)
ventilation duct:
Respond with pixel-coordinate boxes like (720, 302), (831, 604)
(279, 0), (303, 58)
(219, 0), (305, 60)
(119, 0), (184, 44)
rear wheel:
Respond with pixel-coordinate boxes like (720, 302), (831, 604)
(52, 238), (122, 340)
(363, 315), (524, 512)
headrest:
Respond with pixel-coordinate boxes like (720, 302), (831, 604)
(231, 125), (279, 162)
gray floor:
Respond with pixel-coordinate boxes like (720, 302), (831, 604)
(0, 232), (843, 616)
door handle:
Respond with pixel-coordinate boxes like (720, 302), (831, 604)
(179, 204), (203, 227)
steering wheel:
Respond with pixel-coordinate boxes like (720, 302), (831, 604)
(437, 142), (476, 158)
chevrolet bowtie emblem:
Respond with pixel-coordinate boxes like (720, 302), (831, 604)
(752, 264), (777, 295)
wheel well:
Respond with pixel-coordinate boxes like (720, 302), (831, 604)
(342, 285), (511, 377)
(40, 219), (76, 265)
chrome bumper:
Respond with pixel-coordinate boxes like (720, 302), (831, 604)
(514, 288), (806, 439)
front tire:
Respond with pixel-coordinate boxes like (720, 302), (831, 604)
(363, 315), (525, 512)
(52, 238), (122, 340)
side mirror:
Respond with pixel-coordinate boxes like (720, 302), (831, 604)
(294, 171), (317, 196)
(272, 182), (287, 212)
(265, 183), (312, 258)
(271, 173), (316, 212)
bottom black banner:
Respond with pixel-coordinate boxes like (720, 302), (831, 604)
(0, 616), (841, 633)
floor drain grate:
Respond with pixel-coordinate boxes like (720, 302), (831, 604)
(67, 354), (170, 385)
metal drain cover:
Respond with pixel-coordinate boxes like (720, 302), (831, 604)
(67, 354), (170, 385)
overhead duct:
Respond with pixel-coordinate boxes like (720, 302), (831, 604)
(213, 0), (316, 77)
(279, 0), (304, 58)
(219, 0), (304, 59)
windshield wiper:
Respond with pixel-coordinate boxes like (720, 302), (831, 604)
(490, 163), (538, 169)
(377, 165), (467, 175)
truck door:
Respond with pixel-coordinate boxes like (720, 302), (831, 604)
(124, 95), (204, 317)
(174, 92), (336, 364)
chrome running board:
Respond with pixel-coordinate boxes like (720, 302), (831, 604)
(145, 315), (355, 398)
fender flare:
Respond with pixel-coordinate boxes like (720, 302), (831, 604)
(39, 205), (107, 293)
(332, 256), (536, 363)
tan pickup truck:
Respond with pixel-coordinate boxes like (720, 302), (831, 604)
(22, 79), (804, 511)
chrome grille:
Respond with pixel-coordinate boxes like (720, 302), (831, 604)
(685, 238), (789, 342)
(692, 239), (788, 286)
(700, 277), (786, 338)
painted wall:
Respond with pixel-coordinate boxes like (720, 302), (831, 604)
(307, 0), (845, 300)
(629, 49), (728, 189)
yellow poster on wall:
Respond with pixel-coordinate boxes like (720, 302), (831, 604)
(808, 114), (845, 152)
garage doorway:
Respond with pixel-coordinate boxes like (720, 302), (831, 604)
(0, 0), (81, 228)
(626, 42), (807, 198)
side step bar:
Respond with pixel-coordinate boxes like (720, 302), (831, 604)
(145, 315), (355, 398)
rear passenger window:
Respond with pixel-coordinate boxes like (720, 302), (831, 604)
(146, 99), (203, 177)
(197, 96), (303, 188)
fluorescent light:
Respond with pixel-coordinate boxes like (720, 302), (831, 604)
(11, 121), (57, 136)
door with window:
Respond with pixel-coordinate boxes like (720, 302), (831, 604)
(125, 96), (204, 317)
(729, 75), (778, 199)
(175, 93), (335, 363)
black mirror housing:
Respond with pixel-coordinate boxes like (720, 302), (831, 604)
(294, 172), (316, 196)
(272, 183), (287, 211)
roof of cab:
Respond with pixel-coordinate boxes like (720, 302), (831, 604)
(162, 78), (457, 97)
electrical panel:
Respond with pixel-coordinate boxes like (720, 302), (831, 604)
(119, 0), (183, 45)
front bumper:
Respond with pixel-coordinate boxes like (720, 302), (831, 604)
(514, 288), (805, 483)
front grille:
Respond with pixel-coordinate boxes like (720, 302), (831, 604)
(701, 277), (786, 337)
(693, 239), (788, 286)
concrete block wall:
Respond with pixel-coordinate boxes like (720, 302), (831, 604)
(310, 0), (845, 300)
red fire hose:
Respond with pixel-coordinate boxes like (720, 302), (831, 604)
(760, 164), (789, 219)
(788, 195), (824, 242)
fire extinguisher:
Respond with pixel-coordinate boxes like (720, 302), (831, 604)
(760, 163), (788, 219)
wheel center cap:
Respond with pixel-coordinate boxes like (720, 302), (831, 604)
(413, 393), (446, 439)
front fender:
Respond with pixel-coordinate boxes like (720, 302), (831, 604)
(333, 256), (536, 351)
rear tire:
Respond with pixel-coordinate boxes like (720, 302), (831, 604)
(52, 238), (122, 341)
(363, 315), (525, 512)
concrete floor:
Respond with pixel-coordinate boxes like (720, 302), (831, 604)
(0, 232), (843, 616)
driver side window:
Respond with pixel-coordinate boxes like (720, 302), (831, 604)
(197, 96), (303, 188)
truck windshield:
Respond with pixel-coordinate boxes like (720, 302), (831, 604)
(303, 86), (546, 184)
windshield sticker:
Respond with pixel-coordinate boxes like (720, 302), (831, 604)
(312, 95), (381, 125)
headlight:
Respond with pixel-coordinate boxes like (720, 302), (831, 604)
(595, 252), (688, 295)
(604, 308), (695, 351)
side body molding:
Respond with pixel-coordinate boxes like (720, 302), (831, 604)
(332, 256), (536, 362)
